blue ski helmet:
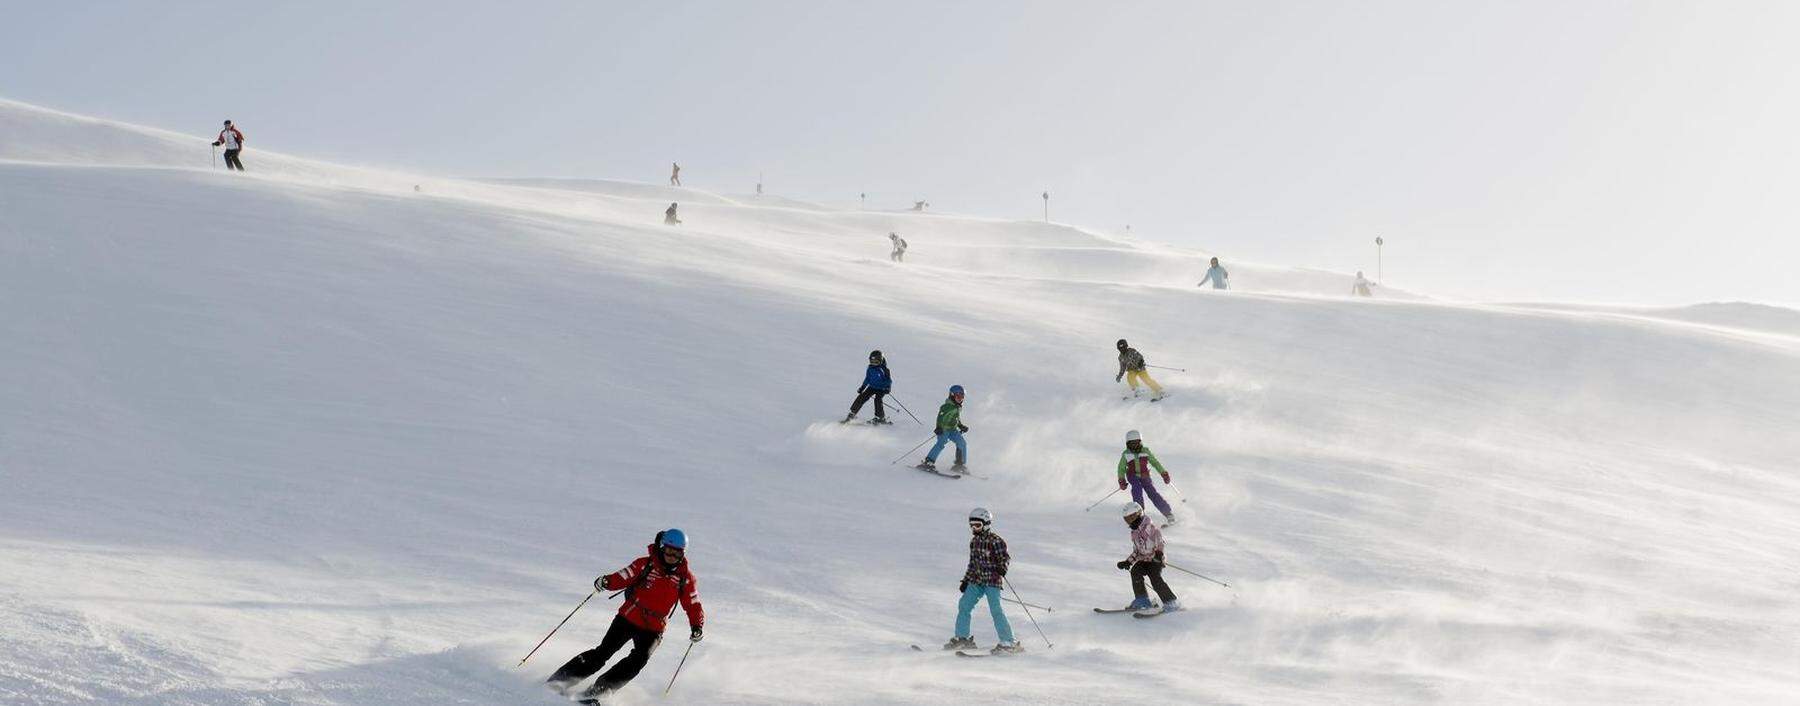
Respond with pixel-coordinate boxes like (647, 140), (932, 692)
(660, 528), (687, 550)
(949, 384), (965, 396)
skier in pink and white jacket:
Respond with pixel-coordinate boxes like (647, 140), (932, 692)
(1116, 501), (1179, 612)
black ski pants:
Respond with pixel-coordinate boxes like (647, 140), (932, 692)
(1131, 560), (1178, 603)
(547, 615), (663, 694)
(849, 388), (887, 418)
(223, 148), (244, 171)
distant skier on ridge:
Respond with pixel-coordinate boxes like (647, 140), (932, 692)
(942, 507), (1023, 654)
(664, 202), (681, 226)
(669, 162), (681, 186)
(843, 350), (893, 425)
(1352, 271), (1375, 297)
(1115, 339), (1165, 401)
(1117, 430), (1177, 526)
(916, 384), (969, 473)
(212, 119), (246, 171)
(546, 529), (704, 702)
(1116, 501), (1181, 613)
(889, 232), (908, 262)
(1198, 257), (1229, 290)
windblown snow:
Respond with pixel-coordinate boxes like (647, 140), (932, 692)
(2, 99), (1797, 705)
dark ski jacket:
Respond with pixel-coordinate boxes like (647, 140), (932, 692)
(963, 530), (1010, 587)
(1118, 347), (1147, 375)
(859, 364), (892, 393)
(595, 546), (704, 633)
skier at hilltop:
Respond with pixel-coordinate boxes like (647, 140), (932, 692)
(1116, 501), (1181, 613)
(1352, 271), (1375, 297)
(1115, 339), (1165, 401)
(916, 385), (969, 473)
(546, 529), (704, 702)
(843, 350), (893, 424)
(889, 232), (908, 262)
(1117, 430), (1177, 526)
(1198, 257), (1229, 290)
(670, 162), (681, 186)
(912, 200), (929, 212)
(664, 202), (681, 226)
(942, 507), (1023, 654)
(211, 119), (246, 171)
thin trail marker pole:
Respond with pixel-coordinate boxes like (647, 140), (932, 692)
(518, 590), (594, 667)
(663, 641), (695, 696)
(1084, 488), (1122, 512)
(1004, 577), (1053, 648)
(890, 435), (935, 465)
(1163, 562), (1231, 589)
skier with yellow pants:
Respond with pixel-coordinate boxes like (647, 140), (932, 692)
(1115, 339), (1164, 401)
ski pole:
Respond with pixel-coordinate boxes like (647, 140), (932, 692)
(1146, 365), (1186, 372)
(1166, 479), (1189, 505)
(1163, 561), (1231, 589)
(1003, 577), (1053, 648)
(518, 589), (595, 667)
(663, 641), (695, 695)
(212, 143), (217, 168)
(1001, 595), (1053, 612)
(1084, 488), (1122, 512)
(889, 434), (936, 465)
(887, 394), (924, 426)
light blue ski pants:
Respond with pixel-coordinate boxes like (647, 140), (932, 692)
(955, 583), (1014, 643)
(927, 430), (967, 464)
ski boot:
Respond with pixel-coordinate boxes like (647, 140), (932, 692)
(841, 413), (857, 424)
(545, 677), (582, 697)
(915, 459), (938, 471)
(1159, 599), (1182, 613)
(950, 463), (969, 474)
(1162, 515), (1178, 527)
(871, 416), (892, 425)
(1127, 596), (1156, 611)
(942, 635), (976, 651)
(990, 641), (1026, 655)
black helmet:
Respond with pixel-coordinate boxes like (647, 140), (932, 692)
(869, 349), (883, 360)
(223, 119), (232, 126)
(1116, 339), (1128, 349)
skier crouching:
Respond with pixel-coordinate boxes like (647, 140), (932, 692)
(547, 529), (704, 701)
(944, 507), (1023, 654)
(1118, 502), (1180, 613)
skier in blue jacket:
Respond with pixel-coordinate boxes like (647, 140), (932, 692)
(843, 350), (893, 424)
(1198, 257), (1230, 290)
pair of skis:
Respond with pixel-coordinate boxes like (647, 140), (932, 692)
(1093, 605), (1180, 619)
(914, 463), (982, 480)
(909, 644), (1023, 658)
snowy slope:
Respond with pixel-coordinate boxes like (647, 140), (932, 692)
(3, 100), (1799, 706)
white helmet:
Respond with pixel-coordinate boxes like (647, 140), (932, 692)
(1121, 501), (1144, 518)
(968, 507), (993, 525)
(1125, 430), (1142, 443)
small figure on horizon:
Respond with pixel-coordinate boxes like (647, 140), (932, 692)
(889, 232), (908, 262)
(1198, 257), (1229, 290)
(212, 119), (246, 171)
(1353, 271), (1375, 297)
(670, 162), (681, 186)
(912, 200), (929, 212)
(665, 202), (682, 226)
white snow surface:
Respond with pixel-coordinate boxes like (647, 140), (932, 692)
(3, 99), (1798, 705)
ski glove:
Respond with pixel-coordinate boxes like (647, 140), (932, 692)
(958, 579), (968, 593)
(1160, 472), (1171, 484)
(858, 385), (868, 394)
(212, 141), (222, 147)
(1115, 373), (1124, 383)
(690, 626), (704, 643)
(1116, 559), (1132, 570)
(1118, 479), (1129, 491)
(958, 424), (968, 433)
(935, 428), (945, 437)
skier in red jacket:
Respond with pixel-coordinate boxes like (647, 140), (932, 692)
(212, 120), (246, 171)
(547, 529), (705, 700)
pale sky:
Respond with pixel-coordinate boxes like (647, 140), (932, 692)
(5, 1), (1797, 306)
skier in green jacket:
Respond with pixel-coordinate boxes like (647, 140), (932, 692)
(1118, 430), (1176, 525)
(917, 385), (969, 473)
